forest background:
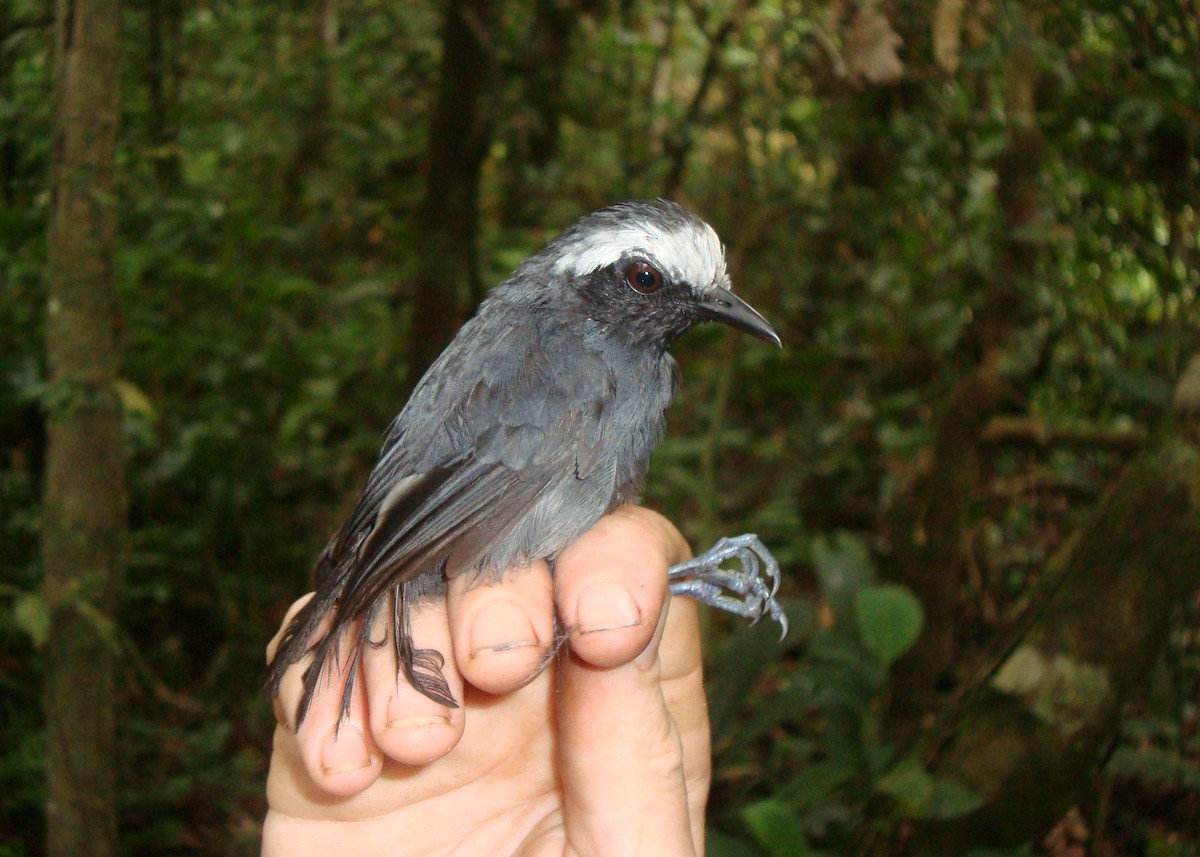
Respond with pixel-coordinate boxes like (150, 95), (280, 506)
(2, 0), (1199, 855)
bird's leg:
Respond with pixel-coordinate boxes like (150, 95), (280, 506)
(668, 534), (788, 638)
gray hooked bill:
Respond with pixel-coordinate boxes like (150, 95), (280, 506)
(695, 287), (782, 347)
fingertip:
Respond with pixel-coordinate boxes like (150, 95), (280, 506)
(309, 719), (384, 797)
(568, 579), (655, 668)
(556, 508), (674, 669)
(291, 656), (385, 798)
(370, 684), (463, 766)
(364, 598), (466, 765)
(609, 504), (691, 566)
(448, 563), (556, 694)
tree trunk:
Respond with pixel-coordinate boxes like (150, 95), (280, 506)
(901, 432), (1200, 855)
(42, 1), (124, 855)
(403, 0), (496, 392)
(886, 356), (1013, 730)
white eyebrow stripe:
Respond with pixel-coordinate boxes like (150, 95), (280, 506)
(552, 220), (728, 295)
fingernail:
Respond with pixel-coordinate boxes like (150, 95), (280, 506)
(386, 714), (452, 729)
(576, 582), (641, 634)
(385, 697), (452, 730)
(470, 598), (539, 657)
(321, 721), (374, 775)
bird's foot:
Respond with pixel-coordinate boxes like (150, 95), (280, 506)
(667, 533), (787, 639)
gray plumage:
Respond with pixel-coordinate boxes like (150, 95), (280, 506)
(266, 199), (780, 723)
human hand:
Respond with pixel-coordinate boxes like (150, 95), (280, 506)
(263, 505), (711, 856)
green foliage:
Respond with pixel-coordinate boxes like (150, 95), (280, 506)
(706, 533), (977, 852)
(874, 755), (982, 820)
(10, 591), (49, 650)
(854, 586), (924, 668)
(742, 798), (821, 857)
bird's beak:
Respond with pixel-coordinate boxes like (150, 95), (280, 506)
(695, 287), (782, 347)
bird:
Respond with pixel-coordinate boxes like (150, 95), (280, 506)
(266, 198), (786, 725)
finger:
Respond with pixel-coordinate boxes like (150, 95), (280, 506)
(265, 592), (316, 667)
(448, 559), (557, 695)
(285, 616), (384, 798)
(362, 596), (465, 765)
(555, 505), (684, 669)
(557, 596), (696, 857)
(658, 595), (711, 849)
(271, 593), (326, 732)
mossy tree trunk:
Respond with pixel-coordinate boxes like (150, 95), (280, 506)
(42, 1), (124, 855)
(902, 432), (1200, 854)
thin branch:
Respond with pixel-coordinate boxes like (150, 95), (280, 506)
(659, 0), (752, 197)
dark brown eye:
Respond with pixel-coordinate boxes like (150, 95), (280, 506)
(626, 261), (663, 294)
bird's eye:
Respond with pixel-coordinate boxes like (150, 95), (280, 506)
(626, 261), (663, 294)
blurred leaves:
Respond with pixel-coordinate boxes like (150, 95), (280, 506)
(11, 591), (49, 650)
(875, 755), (982, 820)
(854, 585), (923, 668)
(742, 798), (822, 857)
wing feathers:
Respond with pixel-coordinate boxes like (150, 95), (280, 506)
(266, 317), (631, 722)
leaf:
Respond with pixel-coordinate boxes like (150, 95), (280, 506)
(14, 591), (51, 649)
(741, 799), (819, 857)
(1107, 745), (1200, 789)
(854, 585), (923, 666)
(781, 757), (859, 807)
(877, 756), (983, 819)
(926, 777), (984, 819)
(114, 378), (158, 421)
(811, 532), (874, 626)
(806, 628), (887, 703)
(876, 754), (935, 813)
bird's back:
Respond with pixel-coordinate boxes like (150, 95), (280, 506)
(325, 289), (678, 607)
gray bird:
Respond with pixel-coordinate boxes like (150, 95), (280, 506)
(267, 199), (786, 724)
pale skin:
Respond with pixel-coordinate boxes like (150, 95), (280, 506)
(264, 506), (712, 856)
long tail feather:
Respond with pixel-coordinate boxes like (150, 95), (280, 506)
(394, 578), (457, 708)
(265, 574), (458, 729)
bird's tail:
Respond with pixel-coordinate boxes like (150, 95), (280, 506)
(265, 569), (457, 728)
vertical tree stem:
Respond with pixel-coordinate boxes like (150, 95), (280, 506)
(43, 1), (124, 855)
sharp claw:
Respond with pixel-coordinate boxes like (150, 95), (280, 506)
(667, 533), (786, 639)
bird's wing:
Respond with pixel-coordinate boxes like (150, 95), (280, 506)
(329, 322), (616, 620)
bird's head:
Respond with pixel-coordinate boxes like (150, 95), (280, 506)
(526, 199), (780, 352)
